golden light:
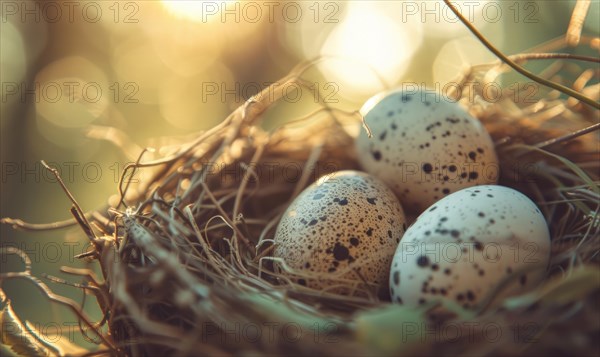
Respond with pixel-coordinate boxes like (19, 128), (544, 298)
(35, 56), (109, 129)
(432, 36), (497, 86)
(159, 63), (234, 130)
(161, 0), (237, 23)
(112, 42), (171, 104)
(318, 2), (423, 99)
(281, 2), (341, 59)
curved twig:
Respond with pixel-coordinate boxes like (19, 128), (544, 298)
(443, 0), (600, 110)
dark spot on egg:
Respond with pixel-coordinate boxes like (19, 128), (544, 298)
(469, 171), (479, 180)
(366, 228), (373, 236)
(367, 197), (377, 205)
(423, 163), (433, 173)
(338, 198), (348, 206)
(308, 219), (318, 226)
(450, 230), (460, 238)
(372, 151), (382, 161)
(332, 243), (350, 261)
(474, 241), (483, 251)
(468, 151), (477, 160)
(396, 296), (403, 304)
(298, 279), (307, 286)
(431, 264), (439, 271)
(379, 131), (387, 141)
(449, 165), (457, 172)
(349, 237), (360, 246)
(417, 256), (430, 267)
(393, 271), (400, 285)
(442, 188), (450, 195)
(313, 193), (324, 200)
(466, 291), (475, 301)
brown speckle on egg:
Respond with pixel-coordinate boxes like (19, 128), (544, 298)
(274, 171), (407, 295)
(389, 185), (551, 310)
(356, 89), (499, 213)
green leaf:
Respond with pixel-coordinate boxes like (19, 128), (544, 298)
(242, 292), (339, 332)
(354, 304), (429, 355)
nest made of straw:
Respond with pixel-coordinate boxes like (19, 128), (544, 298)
(2, 10), (600, 357)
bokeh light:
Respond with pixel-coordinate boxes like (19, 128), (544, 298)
(35, 56), (109, 129)
(318, 2), (423, 99)
(161, 0), (238, 23)
(159, 62), (234, 130)
(433, 36), (498, 86)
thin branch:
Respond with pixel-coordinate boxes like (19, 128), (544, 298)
(535, 122), (600, 149)
(508, 52), (600, 64)
(443, 0), (600, 110)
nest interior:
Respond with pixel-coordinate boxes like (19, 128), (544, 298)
(1, 50), (599, 356)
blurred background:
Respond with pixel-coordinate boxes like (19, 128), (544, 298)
(1, 0), (598, 352)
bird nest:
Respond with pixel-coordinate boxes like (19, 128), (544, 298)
(2, 24), (599, 357)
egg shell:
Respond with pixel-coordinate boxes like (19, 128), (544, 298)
(355, 89), (499, 213)
(274, 170), (407, 294)
(389, 185), (551, 309)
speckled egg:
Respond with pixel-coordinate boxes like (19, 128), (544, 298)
(273, 170), (407, 294)
(389, 185), (550, 309)
(355, 89), (499, 213)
